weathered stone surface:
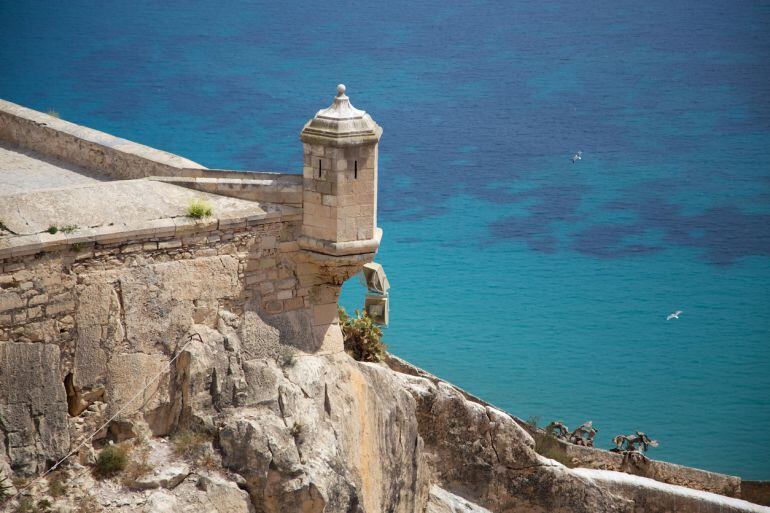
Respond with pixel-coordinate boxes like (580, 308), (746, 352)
(217, 353), (428, 513)
(0, 342), (70, 475)
(556, 436), (742, 497)
(427, 485), (494, 513)
(142, 491), (179, 513)
(133, 461), (190, 490)
(119, 255), (241, 353)
(0, 180), (265, 236)
(391, 369), (633, 513)
(193, 475), (256, 513)
(573, 469), (770, 513)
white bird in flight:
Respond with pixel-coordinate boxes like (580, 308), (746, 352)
(666, 310), (683, 321)
(571, 151), (583, 163)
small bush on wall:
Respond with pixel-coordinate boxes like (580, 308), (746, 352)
(339, 306), (387, 362)
(186, 199), (213, 219)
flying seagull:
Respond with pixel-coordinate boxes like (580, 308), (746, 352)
(666, 310), (683, 321)
(571, 151), (583, 163)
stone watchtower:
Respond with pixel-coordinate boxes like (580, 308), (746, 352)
(299, 84), (382, 257)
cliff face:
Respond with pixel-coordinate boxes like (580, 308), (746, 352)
(2, 240), (769, 512)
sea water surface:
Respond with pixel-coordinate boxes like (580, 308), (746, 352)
(1, 1), (769, 479)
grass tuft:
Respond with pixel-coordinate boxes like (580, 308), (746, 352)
(171, 429), (212, 463)
(46, 471), (66, 498)
(121, 441), (153, 488)
(46, 109), (60, 118)
(76, 494), (102, 513)
(46, 225), (58, 234)
(186, 199), (213, 219)
(93, 444), (129, 479)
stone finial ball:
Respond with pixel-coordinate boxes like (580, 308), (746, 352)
(337, 84), (346, 96)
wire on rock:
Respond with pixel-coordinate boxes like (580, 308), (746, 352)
(9, 332), (203, 502)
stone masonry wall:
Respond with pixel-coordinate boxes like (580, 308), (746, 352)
(0, 98), (205, 181)
(522, 426), (742, 498)
(0, 214), (357, 475)
(302, 142), (377, 244)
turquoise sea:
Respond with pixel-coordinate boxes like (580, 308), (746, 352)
(1, 1), (769, 479)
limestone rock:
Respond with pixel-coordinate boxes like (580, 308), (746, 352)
(0, 342), (70, 475)
(133, 461), (190, 490)
(391, 368), (634, 513)
(217, 353), (428, 513)
(427, 485), (494, 513)
(572, 469), (770, 513)
(143, 490), (179, 513)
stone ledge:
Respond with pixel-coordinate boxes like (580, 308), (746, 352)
(149, 171), (302, 205)
(298, 227), (382, 256)
(0, 209), (294, 261)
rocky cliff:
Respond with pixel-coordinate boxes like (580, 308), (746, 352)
(3, 328), (768, 512)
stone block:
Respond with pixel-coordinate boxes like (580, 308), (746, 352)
(0, 342), (70, 474)
(283, 297), (305, 311)
(46, 300), (75, 316)
(0, 291), (24, 312)
(312, 302), (339, 327)
(159, 240), (183, 250)
(310, 323), (344, 354)
(260, 235), (277, 249)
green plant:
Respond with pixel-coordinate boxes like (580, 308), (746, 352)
(45, 109), (60, 118)
(46, 226), (58, 234)
(13, 497), (35, 513)
(71, 242), (84, 252)
(60, 224), (78, 234)
(46, 471), (66, 498)
(94, 444), (129, 478)
(290, 422), (304, 438)
(339, 306), (387, 362)
(171, 429), (211, 461)
(12, 497), (52, 513)
(186, 199), (213, 219)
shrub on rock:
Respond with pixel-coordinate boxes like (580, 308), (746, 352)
(339, 306), (387, 362)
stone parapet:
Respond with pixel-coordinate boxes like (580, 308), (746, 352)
(0, 99), (206, 180)
(519, 424), (742, 498)
(742, 482), (770, 507)
(0, 205), (300, 262)
(149, 171), (302, 206)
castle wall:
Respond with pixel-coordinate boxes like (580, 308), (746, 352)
(0, 212), (352, 474)
(522, 427), (742, 498)
(0, 99), (206, 181)
(301, 143), (377, 243)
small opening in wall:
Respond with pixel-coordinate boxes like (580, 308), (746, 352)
(318, 159), (322, 178)
(354, 160), (358, 179)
